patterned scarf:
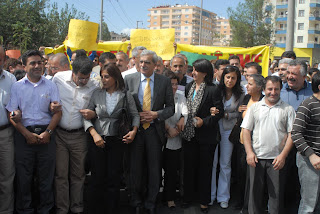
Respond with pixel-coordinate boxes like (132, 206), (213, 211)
(181, 81), (206, 141)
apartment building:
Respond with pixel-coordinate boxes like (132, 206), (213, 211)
(147, 4), (217, 46)
(212, 17), (232, 46)
(267, 0), (320, 48)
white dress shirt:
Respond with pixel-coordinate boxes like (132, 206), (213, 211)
(0, 70), (16, 126)
(122, 66), (138, 79)
(52, 70), (100, 130)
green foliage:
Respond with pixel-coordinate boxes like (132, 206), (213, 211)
(0, 0), (110, 53)
(98, 22), (111, 41)
(227, 0), (273, 47)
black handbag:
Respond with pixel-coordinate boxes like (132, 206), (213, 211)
(228, 115), (243, 144)
(118, 91), (131, 138)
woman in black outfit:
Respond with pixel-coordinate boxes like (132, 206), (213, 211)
(182, 59), (224, 213)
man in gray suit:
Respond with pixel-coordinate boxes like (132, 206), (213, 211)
(124, 50), (174, 214)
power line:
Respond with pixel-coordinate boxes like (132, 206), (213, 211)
(108, 0), (133, 29)
(115, 0), (135, 26)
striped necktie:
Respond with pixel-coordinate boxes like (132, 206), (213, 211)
(142, 78), (151, 129)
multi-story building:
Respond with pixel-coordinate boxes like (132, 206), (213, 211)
(212, 17), (232, 47)
(267, 0), (320, 49)
(147, 4), (217, 46)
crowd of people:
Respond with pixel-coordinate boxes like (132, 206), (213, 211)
(0, 44), (320, 214)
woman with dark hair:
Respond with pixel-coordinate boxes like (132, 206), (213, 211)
(210, 66), (245, 209)
(181, 59), (224, 213)
(83, 64), (140, 214)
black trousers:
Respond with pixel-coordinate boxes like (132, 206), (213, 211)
(15, 126), (56, 214)
(129, 126), (163, 209)
(183, 139), (216, 205)
(163, 148), (181, 201)
(87, 136), (125, 214)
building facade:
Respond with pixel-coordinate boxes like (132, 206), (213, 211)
(212, 17), (232, 46)
(147, 4), (220, 46)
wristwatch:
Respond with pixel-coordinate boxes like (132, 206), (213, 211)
(46, 129), (53, 135)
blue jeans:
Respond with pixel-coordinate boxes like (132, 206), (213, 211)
(296, 153), (320, 214)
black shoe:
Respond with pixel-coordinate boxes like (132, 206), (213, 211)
(200, 207), (209, 213)
(145, 208), (156, 214)
(168, 205), (176, 211)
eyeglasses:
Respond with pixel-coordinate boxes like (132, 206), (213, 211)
(29, 61), (43, 66)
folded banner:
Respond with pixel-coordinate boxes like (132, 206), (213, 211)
(64, 19), (99, 51)
(177, 44), (270, 77)
(180, 51), (217, 65)
(130, 28), (175, 60)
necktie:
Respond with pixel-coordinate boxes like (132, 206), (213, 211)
(142, 78), (151, 129)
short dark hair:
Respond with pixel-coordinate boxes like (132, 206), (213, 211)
(245, 62), (262, 75)
(99, 52), (116, 64)
(312, 72), (320, 93)
(73, 49), (87, 58)
(72, 56), (93, 75)
(13, 69), (26, 81)
(193, 59), (213, 85)
(214, 59), (229, 70)
(163, 70), (179, 81)
(219, 66), (244, 101)
(228, 55), (240, 61)
(308, 68), (319, 76)
(100, 64), (125, 91)
(21, 50), (42, 65)
(281, 51), (296, 59)
(264, 76), (282, 90)
(187, 65), (193, 74)
(4, 58), (22, 70)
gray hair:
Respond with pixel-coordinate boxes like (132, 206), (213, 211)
(116, 52), (129, 61)
(278, 58), (293, 66)
(140, 50), (158, 64)
(170, 54), (186, 66)
(249, 74), (265, 92)
(52, 53), (70, 67)
(157, 56), (163, 64)
(288, 59), (307, 76)
(132, 46), (146, 58)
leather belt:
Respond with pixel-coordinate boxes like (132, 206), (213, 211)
(58, 126), (83, 133)
(0, 124), (10, 131)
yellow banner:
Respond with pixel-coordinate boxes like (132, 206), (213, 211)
(177, 44), (270, 77)
(64, 19), (99, 51)
(130, 29), (175, 60)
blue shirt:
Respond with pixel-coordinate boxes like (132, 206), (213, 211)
(0, 70), (16, 126)
(280, 81), (313, 111)
(138, 72), (155, 108)
(6, 75), (60, 127)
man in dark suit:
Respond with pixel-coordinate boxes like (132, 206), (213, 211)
(124, 50), (174, 214)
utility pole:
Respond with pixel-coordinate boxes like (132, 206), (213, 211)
(286, 0), (295, 51)
(199, 0), (203, 45)
(99, 0), (103, 41)
(136, 21), (143, 29)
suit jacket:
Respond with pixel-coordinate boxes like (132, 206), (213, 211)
(185, 81), (224, 144)
(83, 89), (140, 136)
(124, 72), (175, 144)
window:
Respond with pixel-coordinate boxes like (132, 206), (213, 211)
(298, 10), (305, 17)
(299, 0), (305, 3)
(185, 15), (189, 18)
(154, 16), (157, 19)
(298, 23), (304, 30)
(175, 38), (180, 42)
(224, 31), (227, 33)
(185, 21), (189, 24)
(162, 15), (169, 19)
(175, 32), (181, 36)
(297, 36), (303, 43)
(185, 9), (189, 12)
(315, 37), (319, 43)
(184, 38), (188, 41)
(184, 32), (188, 36)
(153, 22), (157, 25)
(154, 10), (157, 13)
(280, 37), (282, 42)
(185, 26), (188, 29)
(316, 24), (320, 30)
(162, 21), (169, 25)
(224, 26), (227, 29)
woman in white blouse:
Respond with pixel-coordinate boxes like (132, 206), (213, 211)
(163, 71), (188, 210)
(83, 64), (140, 214)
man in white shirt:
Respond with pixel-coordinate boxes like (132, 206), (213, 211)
(241, 76), (295, 214)
(122, 46), (146, 78)
(52, 56), (99, 214)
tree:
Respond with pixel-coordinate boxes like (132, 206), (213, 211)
(97, 21), (111, 41)
(227, 0), (273, 47)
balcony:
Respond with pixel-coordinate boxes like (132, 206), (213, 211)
(308, 27), (320, 34)
(276, 15), (287, 21)
(310, 0), (320, 7)
(309, 14), (320, 21)
(307, 41), (320, 48)
(276, 1), (288, 9)
(275, 28), (287, 34)
(275, 43), (286, 48)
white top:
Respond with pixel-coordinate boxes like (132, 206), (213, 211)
(106, 90), (120, 115)
(52, 70), (100, 129)
(122, 66), (137, 78)
(165, 93), (188, 150)
(0, 70), (16, 126)
(241, 98), (295, 159)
